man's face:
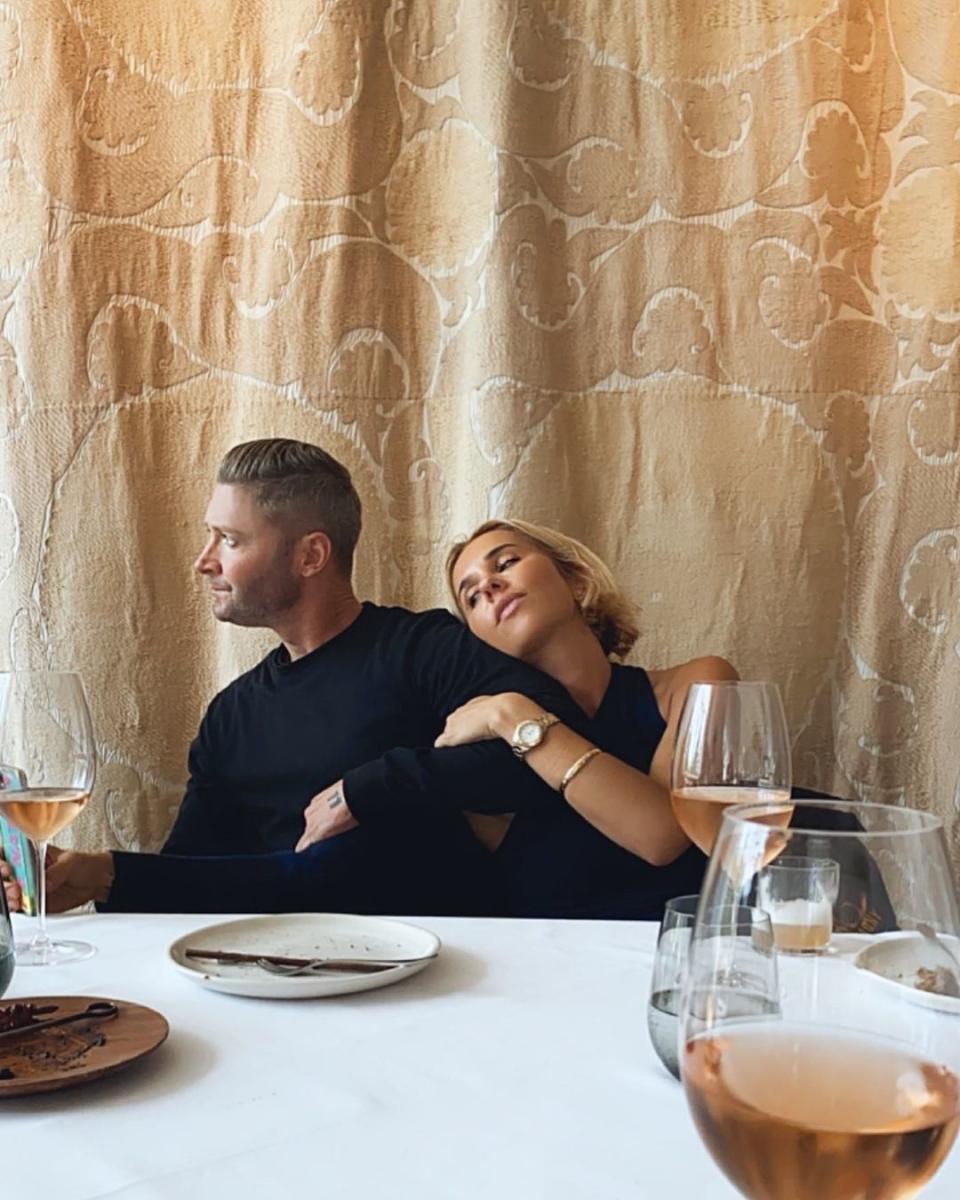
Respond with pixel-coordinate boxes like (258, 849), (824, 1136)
(195, 484), (302, 627)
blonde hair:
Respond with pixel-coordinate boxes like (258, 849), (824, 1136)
(446, 518), (639, 659)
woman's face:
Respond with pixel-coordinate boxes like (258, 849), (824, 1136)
(451, 530), (581, 661)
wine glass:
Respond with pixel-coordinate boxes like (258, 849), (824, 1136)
(681, 800), (960, 1200)
(671, 681), (793, 856)
(0, 671), (96, 965)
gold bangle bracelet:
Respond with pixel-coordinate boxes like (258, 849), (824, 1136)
(558, 747), (602, 797)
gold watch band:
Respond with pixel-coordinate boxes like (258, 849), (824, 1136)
(511, 712), (560, 758)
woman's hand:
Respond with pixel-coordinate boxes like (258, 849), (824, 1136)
(434, 693), (546, 748)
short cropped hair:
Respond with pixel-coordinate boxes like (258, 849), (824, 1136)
(218, 439), (362, 575)
(446, 518), (639, 659)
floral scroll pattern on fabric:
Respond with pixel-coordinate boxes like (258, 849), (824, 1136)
(0, 0), (955, 867)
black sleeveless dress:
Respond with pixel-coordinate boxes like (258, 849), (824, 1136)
(495, 664), (707, 919)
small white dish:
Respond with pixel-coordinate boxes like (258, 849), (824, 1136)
(854, 934), (960, 1016)
(168, 913), (440, 1000)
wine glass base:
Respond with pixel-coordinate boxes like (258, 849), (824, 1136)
(14, 939), (96, 966)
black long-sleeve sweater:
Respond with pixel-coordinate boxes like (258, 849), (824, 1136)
(162, 602), (585, 856)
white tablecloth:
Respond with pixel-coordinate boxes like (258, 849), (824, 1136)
(4, 913), (959, 1200)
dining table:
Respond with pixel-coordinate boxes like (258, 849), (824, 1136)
(4, 911), (960, 1200)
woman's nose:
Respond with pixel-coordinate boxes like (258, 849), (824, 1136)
(482, 576), (506, 600)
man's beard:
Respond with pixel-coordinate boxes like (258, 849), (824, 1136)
(213, 570), (302, 628)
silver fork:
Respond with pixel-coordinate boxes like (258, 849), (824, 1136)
(254, 956), (432, 977)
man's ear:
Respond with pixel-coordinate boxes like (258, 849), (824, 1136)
(299, 531), (334, 577)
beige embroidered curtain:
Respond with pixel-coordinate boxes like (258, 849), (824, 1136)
(0, 2), (957, 864)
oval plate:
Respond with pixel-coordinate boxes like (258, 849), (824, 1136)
(168, 913), (441, 999)
(854, 934), (960, 1016)
(0, 995), (169, 1097)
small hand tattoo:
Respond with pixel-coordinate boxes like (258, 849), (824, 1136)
(327, 788), (344, 811)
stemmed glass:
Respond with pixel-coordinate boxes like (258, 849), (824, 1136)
(0, 671), (96, 965)
(671, 681), (793, 856)
(681, 800), (960, 1200)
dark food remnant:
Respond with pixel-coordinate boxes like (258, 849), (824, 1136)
(0, 1003), (109, 1077)
(1, 1026), (107, 1075)
(915, 966), (960, 999)
(0, 1002), (58, 1033)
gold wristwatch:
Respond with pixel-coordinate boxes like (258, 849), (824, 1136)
(510, 712), (560, 757)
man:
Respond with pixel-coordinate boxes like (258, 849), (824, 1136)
(3, 439), (583, 915)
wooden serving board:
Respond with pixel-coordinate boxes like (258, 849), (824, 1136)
(0, 995), (169, 1097)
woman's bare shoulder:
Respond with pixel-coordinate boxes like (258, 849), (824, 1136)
(648, 656), (739, 709)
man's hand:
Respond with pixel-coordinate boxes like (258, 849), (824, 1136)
(1, 855), (22, 912)
(45, 846), (114, 912)
(296, 780), (358, 852)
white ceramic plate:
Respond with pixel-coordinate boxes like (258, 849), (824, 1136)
(168, 913), (440, 999)
(854, 934), (960, 1016)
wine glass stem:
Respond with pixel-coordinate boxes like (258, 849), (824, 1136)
(30, 838), (52, 959)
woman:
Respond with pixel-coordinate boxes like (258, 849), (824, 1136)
(439, 518), (738, 918)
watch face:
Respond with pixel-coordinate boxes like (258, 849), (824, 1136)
(517, 720), (542, 748)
